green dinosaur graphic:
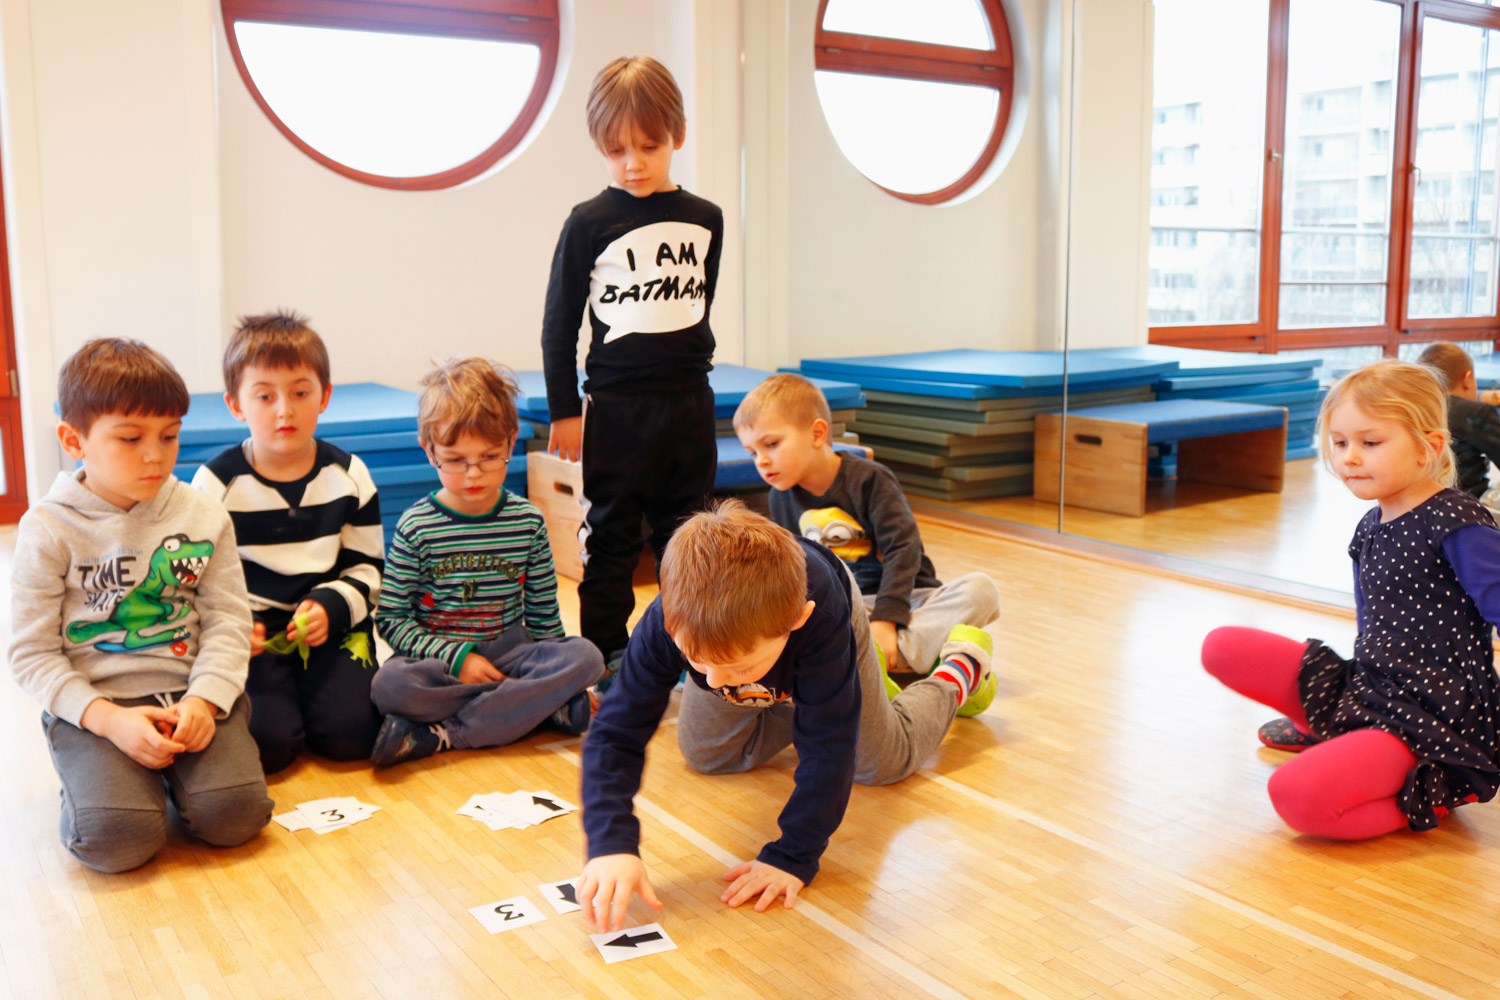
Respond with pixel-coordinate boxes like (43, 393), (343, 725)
(341, 629), (374, 669)
(65, 534), (213, 652)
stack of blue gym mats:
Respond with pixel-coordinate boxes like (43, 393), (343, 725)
(172, 382), (529, 549)
(789, 347), (1324, 500)
(1080, 346), (1324, 475)
(509, 363), (868, 490)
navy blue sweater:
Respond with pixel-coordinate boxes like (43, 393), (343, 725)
(579, 539), (862, 885)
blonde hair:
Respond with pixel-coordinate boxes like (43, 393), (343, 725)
(733, 372), (832, 433)
(1318, 359), (1454, 488)
(1416, 341), (1472, 394)
(660, 499), (808, 661)
(586, 56), (686, 149)
(417, 357), (519, 449)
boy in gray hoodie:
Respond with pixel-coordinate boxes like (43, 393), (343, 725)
(9, 339), (271, 872)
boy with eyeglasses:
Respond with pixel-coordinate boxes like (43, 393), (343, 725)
(369, 358), (604, 767)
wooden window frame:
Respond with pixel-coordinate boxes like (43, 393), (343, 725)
(220, 0), (560, 191)
(0, 135), (26, 522)
(813, 0), (1015, 205)
(1149, 0), (1500, 357)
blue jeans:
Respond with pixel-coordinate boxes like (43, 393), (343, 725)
(372, 629), (604, 749)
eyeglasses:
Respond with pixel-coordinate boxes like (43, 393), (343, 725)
(430, 455), (508, 474)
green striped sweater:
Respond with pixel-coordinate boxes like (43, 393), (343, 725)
(376, 491), (564, 673)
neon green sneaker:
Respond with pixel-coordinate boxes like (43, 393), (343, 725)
(876, 643), (901, 700)
(939, 624), (995, 717)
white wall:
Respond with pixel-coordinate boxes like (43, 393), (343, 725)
(0, 0), (1156, 503)
(1064, 0), (1153, 350)
(2, 0), (223, 499)
(744, 0), (1061, 369)
(219, 0), (742, 389)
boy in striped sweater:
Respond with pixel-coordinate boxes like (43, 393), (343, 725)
(192, 312), (384, 773)
(369, 358), (603, 767)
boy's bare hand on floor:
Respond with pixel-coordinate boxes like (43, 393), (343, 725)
(578, 853), (664, 932)
(721, 860), (804, 912)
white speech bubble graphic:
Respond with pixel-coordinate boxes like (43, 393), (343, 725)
(590, 220), (713, 343)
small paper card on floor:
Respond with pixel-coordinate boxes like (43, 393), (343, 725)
(514, 791), (577, 826)
(590, 923), (677, 964)
(273, 797), (380, 835)
(538, 879), (582, 914)
(468, 896), (546, 934)
(457, 790), (578, 830)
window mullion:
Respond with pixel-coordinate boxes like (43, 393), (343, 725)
(1261, 0), (1291, 352)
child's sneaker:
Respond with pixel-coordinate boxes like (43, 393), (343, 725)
(876, 643), (901, 700)
(1257, 716), (1320, 752)
(370, 714), (450, 767)
(547, 689), (593, 736)
(596, 648), (625, 696)
(940, 624), (995, 718)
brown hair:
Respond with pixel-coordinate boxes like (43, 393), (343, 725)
(1318, 358), (1454, 488)
(223, 310), (330, 397)
(417, 357), (519, 449)
(733, 372), (832, 433)
(58, 338), (190, 433)
(1416, 341), (1473, 394)
(586, 56), (686, 149)
(660, 499), (809, 661)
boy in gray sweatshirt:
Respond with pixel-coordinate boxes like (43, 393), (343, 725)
(9, 339), (271, 873)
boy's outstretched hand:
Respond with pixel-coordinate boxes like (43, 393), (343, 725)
(721, 860), (804, 912)
(578, 853), (664, 932)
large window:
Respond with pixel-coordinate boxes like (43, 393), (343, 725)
(221, 1), (560, 190)
(1150, 0), (1500, 354)
(813, 0), (1017, 204)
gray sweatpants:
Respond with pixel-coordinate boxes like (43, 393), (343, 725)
(372, 629), (604, 750)
(870, 572), (1001, 673)
(677, 570), (964, 787)
(43, 694), (272, 874)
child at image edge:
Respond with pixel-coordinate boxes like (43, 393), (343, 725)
(1203, 359), (1500, 839)
(9, 339), (272, 872)
(541, 55), (722, 674)
(369, 358), (604, 766)
(577, 500), (994, 931)
(735, 372), (1001, 685)
(192, 311), (385, 773)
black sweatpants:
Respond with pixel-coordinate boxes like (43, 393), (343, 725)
(247, 616), (382, 774)
(578, 386), (717, 657)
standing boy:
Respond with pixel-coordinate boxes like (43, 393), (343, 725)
(10, 339), (271, 872)
(192, 311), (384, 773)
(734, 373), (1001, 692)
(577, 501), (993, 931)
(540, 55), (723, 672)
(370, 358), (604, 767)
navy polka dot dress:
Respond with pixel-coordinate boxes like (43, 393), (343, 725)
(1302, 489), (1500, 830)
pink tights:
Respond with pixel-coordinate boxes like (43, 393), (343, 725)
(1201, 626), (1417, 839)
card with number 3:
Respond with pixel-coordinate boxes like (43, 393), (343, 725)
(468, 895), (546, 934)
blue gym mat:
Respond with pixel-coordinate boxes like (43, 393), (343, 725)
(1078, 345), (1319, 378)
(512, 365), (865, 422)
(178, 382), (422, 445)
(1156, 370), (1316, 392)
(797, 350), (1175, 390)
(1059, 399), (1287, 445)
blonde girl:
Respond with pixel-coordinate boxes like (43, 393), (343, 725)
(1202, 359), (1500, 838)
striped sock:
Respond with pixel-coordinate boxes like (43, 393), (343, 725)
(932, 652), (979, 701)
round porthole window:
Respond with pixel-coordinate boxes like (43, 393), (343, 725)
(221, 1), (561, 190)
(814, 0), (1017, 204)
